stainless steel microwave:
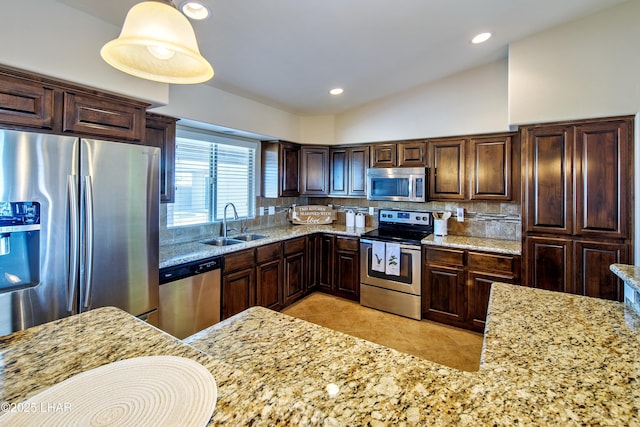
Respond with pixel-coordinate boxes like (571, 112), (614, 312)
(366, 167), (426, 202)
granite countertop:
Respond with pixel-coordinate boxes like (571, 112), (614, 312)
(161, 225), (521, 268)
(421, 234), (521, 255)
(160, 224), (373, 268)
(3, 284), (636, 425)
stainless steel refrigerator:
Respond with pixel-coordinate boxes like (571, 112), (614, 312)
(0, 129), (159, 336)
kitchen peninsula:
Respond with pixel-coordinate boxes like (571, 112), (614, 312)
(1, 283), (638, 425)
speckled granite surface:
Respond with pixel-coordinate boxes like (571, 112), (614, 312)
(421, 234), (521, 255)
(611, 263), (640, 291)
(160, 225), (372, 268)
(2, 284), (637, 425)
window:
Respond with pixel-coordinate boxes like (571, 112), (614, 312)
(168, 127), (257, 227)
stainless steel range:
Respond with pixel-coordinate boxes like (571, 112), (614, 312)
(360, 209), (433, 320)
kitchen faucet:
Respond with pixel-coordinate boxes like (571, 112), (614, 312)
(222, 203), (238, 238)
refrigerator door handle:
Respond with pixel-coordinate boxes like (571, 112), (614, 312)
(67, 175), (79, 312)
(82, 175), (95, 310)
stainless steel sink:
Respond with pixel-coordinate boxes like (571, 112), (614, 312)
(233, 234), (267, 242)
(200, 237), (244, 246)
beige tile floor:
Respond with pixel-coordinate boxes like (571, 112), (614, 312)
(282, 293), (484, 372)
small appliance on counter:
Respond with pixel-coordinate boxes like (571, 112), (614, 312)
(359, 209), (433, 320)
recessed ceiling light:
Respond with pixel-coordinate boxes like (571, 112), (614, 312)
(180, 1), (211, 20)
(329, 88), (344, 96)
(471, 32), (492, 44)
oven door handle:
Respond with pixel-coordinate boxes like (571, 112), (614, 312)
(360, 239), (422, 252)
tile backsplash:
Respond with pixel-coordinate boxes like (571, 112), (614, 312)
(160, 197), (521, 245)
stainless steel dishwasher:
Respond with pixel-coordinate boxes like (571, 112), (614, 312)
(158, 256), (222, 339)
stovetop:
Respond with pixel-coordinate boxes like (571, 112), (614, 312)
(361, 208), (433, 245)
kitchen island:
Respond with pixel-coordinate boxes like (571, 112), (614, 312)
(1, 283), (638, 425)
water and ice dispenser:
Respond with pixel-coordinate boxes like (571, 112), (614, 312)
(0, 201), (40, 292)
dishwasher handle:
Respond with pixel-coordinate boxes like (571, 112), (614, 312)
(160, 256), (223, 284)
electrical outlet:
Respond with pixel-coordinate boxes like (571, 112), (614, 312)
(456, 207), (464, 222)
(268, 206), (275, 215)
(259, 207), (265, 216)
(368, 207), (375, 216)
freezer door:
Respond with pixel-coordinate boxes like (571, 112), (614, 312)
(0, 130), (77, 335)
(80, 139), (159, 317)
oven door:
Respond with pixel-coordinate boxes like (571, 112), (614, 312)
(359, 239), (422, 295)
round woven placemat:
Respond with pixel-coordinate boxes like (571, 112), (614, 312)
(0, 356), (217, 426)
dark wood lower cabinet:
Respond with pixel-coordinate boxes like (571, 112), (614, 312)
(315, 234), (359, 301)
(423, 264), (465, 325)
(283, 237), (307, 305)
(525, 236), (627, 301)
(423, 246), (521, 332)
(256, 242), (283, 311)
(222, 266), (256, 320)
(334, 236), (360, 300)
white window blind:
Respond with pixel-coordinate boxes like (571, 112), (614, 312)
(167, 128), (257, 228)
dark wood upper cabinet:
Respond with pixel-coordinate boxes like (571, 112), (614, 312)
(144, 113), (177, 203)
(300, 146), (329, 196)
(469, 134), (512, 201)
(261, 141), (300, 197)
(0, 72), (54, 129)
(524, 125), (573, 234)
(574, 121), (629, 239)
(397, 141), (427, 167)
(370, 143), (396, 167)
(62, 92), (146, 141)
(330, 145), (369, 197)
(428, 138), (466, 200)
(0, 64), (148, 141)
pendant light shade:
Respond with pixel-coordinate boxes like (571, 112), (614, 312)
(100, 1), (214, 84)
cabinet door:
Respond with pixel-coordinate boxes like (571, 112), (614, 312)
(334, 236), (360, 301)
(284, 251), (306, 305)
(469, 135), (511, 200)
(329, 147), (348, 196)
(300, 146), (329, 196)
(0, 74), (54, 129)
(144, 114), (177, 203)
(397, 141), (427, 167)
(574, 121), (630, 239)
(428, 139), (466, 200)
(62, 92), (145, 141)
(370, 144), (396, 167)
(280, 143), (300, 196)
(574, 240), (627, 301)
(524, 126), (573, 234)
(256, 258), (283, 310)
(525, 237), (573, 294)
(307, 234), (320, 292)
(423, 264), (465, 324)
(348, 146), (369, 196)
(467, 271), (517, 332)
(221, 267), (255, 320)
(318, 234), (334, 292)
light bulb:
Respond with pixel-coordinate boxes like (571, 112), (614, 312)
(147, 45), (176, 60)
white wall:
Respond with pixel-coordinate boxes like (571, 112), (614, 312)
(151, 84), (301, 142)
(300, 115), (336, 145)
(332, 59), (510, 144)
(508, 0), (640, 124)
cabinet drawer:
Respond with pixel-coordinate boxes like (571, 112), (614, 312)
(284, 237), (306, 255)
(336, 236), (359, 251)
(467, 252), (517, 275)
(63, 92), (146, 141)
(425, 248), (464, 266)
(256, 242), (282, 264)
(224, 249), (255, 273)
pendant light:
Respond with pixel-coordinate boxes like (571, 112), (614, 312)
(100, 0), (214, 84)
